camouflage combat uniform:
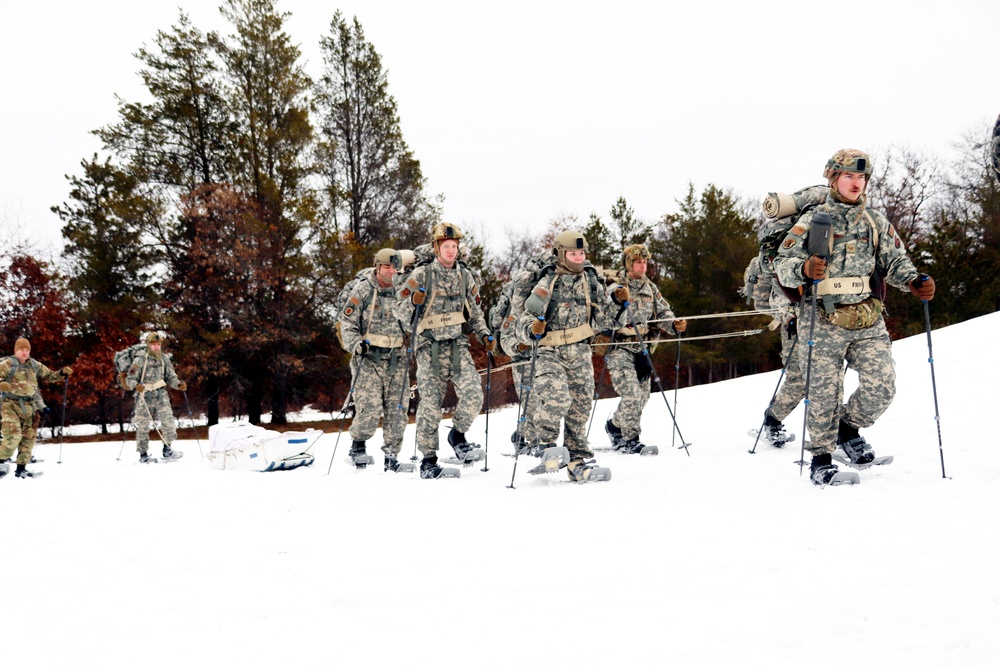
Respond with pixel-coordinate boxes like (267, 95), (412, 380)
(395, 258), (490, 458)
(605, 270), (679, 443)
(773, 194), (920, 456)
(340, 271), (408, 458)
(0, 357), (62, 465)
(126, 347), (182, 454)
(515, 265), (617, 461)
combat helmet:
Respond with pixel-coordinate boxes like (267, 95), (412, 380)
(552, 230), (588, 273)
(373, 248), (400, 269)
(823, 148), (873, 186)
(623, 243), (651, 271)
(431, 222), (463, 254)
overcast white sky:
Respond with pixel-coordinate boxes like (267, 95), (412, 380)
(2, 0), (998, 259)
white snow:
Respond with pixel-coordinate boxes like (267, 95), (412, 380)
(8, 312), (999, 666)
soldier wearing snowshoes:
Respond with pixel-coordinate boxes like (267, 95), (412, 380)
(0, 338), (70, 479)
(513, 230), (619, 483)
(339, 248), (410, 472)
(395, 223), (494, 479)
(124, 331), (187, 463)
(603, 244), (686, 456)
(773, 149), (935, 485)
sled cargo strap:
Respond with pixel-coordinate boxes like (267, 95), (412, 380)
(429, 339), (463, 376)
(539, 323), (595, 347)
(815, 276), (871, 296)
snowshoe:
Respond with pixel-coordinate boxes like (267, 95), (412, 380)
(349, 441), (375, 469)
(810, 453), (859, 486)
(566, 458), (612, 483)
(139, 452), (158, 464)
(447, 429), (485, 465)
(419, 456), (460, 479)
(161, 446), (184, 461)
(384, 456), (416, 473)
(527, 445), (570, 475)
(747, 427), (796, 447)
(831, 452), (894, 470)
(618, 439), (658, 456)
(14, 466), (43, 479)
(838, 436), (876, 465)
(0, 462), (9, 478)
(29, 456), (42, 464)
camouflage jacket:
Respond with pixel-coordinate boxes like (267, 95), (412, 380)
(125, 349), (180, 392)
(340, 273), (406, 353)
(395, 259), (489, 348)
(606, 273), (678, 353)
(0, 356), (61, 400)
(773, 194), (919, 306)
(515, 267), (616, 347)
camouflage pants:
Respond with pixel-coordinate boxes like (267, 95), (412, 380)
(606, 347), (652, 441)
(797, 315), (895, 455)
(770, 320), (806, 422)
(348, 350), (408, 457)
(1, 399), (37, 465)
(525, 342), (594, 460)
(414, 339), (483, 457)
(133, 388), (178, 453)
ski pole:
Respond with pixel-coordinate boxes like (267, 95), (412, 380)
(481, 350), (493, 472)
(508, 336), (541, 490)
(921, 290), (947, 479)
(57, 374), (69, 464)
(326, 351), (367, 475)
(749, 332), (799, 454)
(400, 294), (425, 462)
(116, 394), (128, 462)
(182, 390), (204, 458)
(671, 331), (681, 448)
(586, 355), (608, 438)
(797, 211), (831, 474)
(623, 300), (692, 455)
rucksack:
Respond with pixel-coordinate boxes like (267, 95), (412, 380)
(399, 242), (484, 336)
(742, 184), (828, 306)
(3, 356), (42, 385)
(333, 267), (375, 349)
(112, 343), (148, 390)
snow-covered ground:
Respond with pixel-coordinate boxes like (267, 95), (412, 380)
(8, 312), (998, 666)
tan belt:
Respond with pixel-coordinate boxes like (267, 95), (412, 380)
(539, 323), (595, 347)
(816, 276), (870, 296)
(365, 333), (403, 349)
(615, 325), (648, 338)
(417, 310), (466, 334)
(142, 379), (167, 391)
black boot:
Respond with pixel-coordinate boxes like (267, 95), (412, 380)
(763, 410), (790, 447)
(838, 420), (875, 464)
(349, 440), (371, 469)
(605, 418), (624, 449)
(448, 428), (481, 462)
(420, 455), (444, 479)
(810, 452), (840, 486)
(384, 455), (400, 472)
(14, 464), (40, 479)
(139, 451), (155, 463)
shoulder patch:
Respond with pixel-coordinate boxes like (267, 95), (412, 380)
(790, 225), (806, 237)
(344, 306), (354, 316)
(348, 296), (360, 306)
(888, 225), (897, 237)
(781, 237), (796, 250)
(400, 288), (411, 298)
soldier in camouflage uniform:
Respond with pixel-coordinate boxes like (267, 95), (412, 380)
(0, 338), (71, 479)
(514, 231), (624, 482)
(125, 332), (188, 463)
(773, 148), (936, 485)
(395, 223), (495, 479)
(603, 244), (687, 453)
(339, 248), (409, 472)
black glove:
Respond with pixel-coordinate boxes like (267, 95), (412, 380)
(634, 353), (653, 383)
(786, 318), (797, 339)
(356, 341), (370, 357)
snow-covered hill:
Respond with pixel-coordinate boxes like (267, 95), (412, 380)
(9, 312), (999, 666)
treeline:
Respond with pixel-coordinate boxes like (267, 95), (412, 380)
(3, 1), (998, 432)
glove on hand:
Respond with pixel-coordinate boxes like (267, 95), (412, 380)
(531, 318), (547, 338)
(176, 381), (188, 392)
(909, 274), (935, 301)
(355, 341), (370, 357)
(802, 255), (827, 280)
(786, 318), (797, 339)
(0, 381), (10, 394)
(634, 353), (653, 383)
(593, 333), (611, 357)
(613, 285), (630, 304)
(60, 366), (73, 377)
(135, 384), (146, 393)
(672, 319), (687, 333)
(411, 288), (426, 306)
(482, 335), (496, 353)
